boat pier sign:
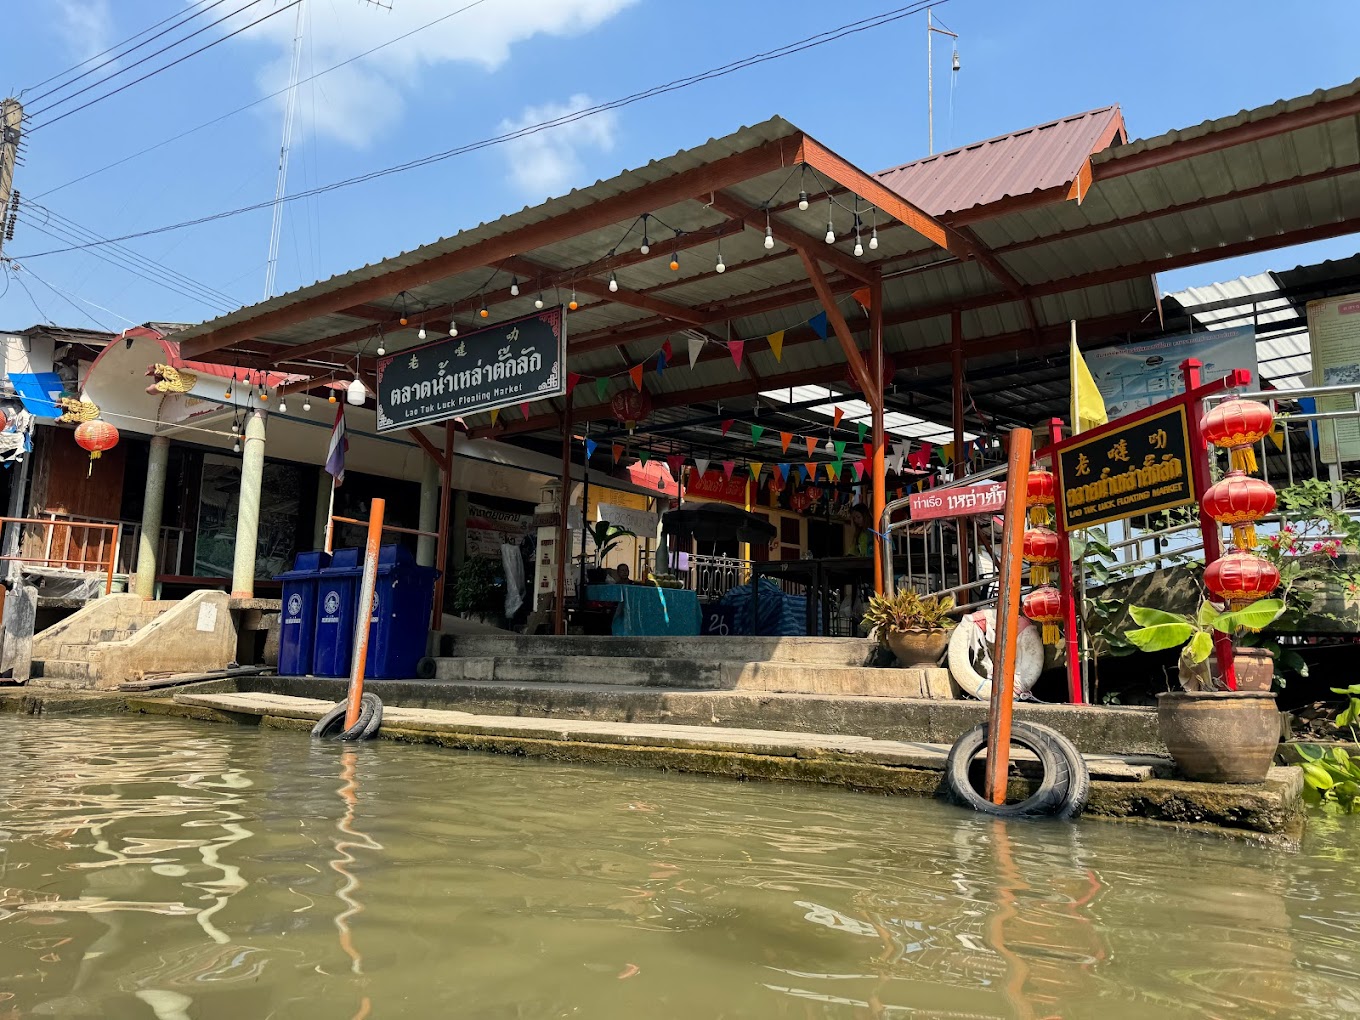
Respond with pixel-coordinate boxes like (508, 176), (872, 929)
(376, 308), (566, 432)
(909, 483), (1006, 520)
(1055, 405), (1194, 530)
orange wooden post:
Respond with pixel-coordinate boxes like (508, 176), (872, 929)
(344, 497), (385, 731)
(985, 427), (1032, 805)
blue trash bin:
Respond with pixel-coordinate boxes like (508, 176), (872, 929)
(312, 548), (362, 678)
(274, 550), (331, 676)
(367, 545), (438, 679)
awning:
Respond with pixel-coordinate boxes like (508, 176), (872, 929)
(7, 372), (65, 420)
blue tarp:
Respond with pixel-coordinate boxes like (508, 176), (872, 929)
(585, 584), (701, 637)
(8, 373), (65, 420)
(718, 578), (822, 636)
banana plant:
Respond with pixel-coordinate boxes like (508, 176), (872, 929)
(1124, 598), (1285, 691)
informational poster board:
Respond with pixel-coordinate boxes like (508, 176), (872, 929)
(1307, 293), (1360, 463)
(466, 502), (533, 559)
(596, 502), (659, 540)
(1085, 326), (1257, 420)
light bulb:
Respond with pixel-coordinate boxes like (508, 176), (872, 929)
(510, 278), (520, 297)
(825, 224), (836, 244)
(231, 422), (239, 434)
(640, 237), (650, 255)
(376, 344), (386, 356)
(328, 393), (337, 404)
(479, 307), (489, 319)
(764, 226), (774, 249)
(399, 316), (408, 326)
(715, 257), (725, 274)
(535, 295), (544, 310)
(449, 322), (459, 337)
(417, 326), (426, 340)
(346, 378), (366, 406)
(223, 389), (231, 400)
(669, 256), (680, 272)
(854, 239), (864, 257)
(279, 399), (287, 413)
(869, 228), (879, 250)
(797, 191), (809, 211)
(568, 291), (579, 311)
(608, 273), (619, 293)
(303, 398), (311, 412)
(233, 440), (241, 453)
(825, 438), (835, 453)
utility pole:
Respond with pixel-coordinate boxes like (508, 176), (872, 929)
(926, 10), (959, 156)
(0, 98), (23, 258)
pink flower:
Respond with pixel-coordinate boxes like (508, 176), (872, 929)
(1313, 542), (1326, 553)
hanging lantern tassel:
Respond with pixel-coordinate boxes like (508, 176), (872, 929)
(1022, 586), (1064, 646)
(1201, 470), (1276, 552)
(1230, 445), (1257, 474)
(1022, 527), (1059, 587)
(1233, 522), (1257, 550)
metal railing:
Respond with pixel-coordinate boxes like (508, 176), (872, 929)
(688, 553), (751, 600)
(2, 516), (118, 593)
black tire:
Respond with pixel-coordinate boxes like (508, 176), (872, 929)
(415, 656), (437, 680)
(1016, 722), (1090, 819)
(944, 722), (1068, 818)
(310, 693), (384, 741)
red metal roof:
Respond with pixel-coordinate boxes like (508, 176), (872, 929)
(874, 106), (1127, 217)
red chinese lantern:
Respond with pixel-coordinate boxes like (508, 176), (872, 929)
(609, 389), (652, 429)
(1022, 585), (1064, 646)
(1204, 550), (1280, 611)
(1201, 398), (1274, 473)
(1026, 467), (1056, 526)
(1023, 527), (1060, 586)
(74, 419), (119, 476)
(1201, 471), (1277, 550)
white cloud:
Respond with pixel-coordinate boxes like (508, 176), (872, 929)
(53, 0), (115, 61)
(498, 95), (617, 197)
(236, 0), (637, 147)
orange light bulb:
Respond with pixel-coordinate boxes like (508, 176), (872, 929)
(328, 393), (337, 403)
(568, 300), (579, 311)
(399, 316), (408, 326)
(669, 258), (680, 271)
(479, 308), (489, 319)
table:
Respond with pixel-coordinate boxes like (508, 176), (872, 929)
(584, 584), (701, 637)
(751, 556), (875, 636)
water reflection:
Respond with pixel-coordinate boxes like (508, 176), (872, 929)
(2, 715), (1360, 1018)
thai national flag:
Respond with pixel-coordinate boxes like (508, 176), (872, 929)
(325, 405), (347, 487)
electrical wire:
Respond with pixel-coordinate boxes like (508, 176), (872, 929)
(34, 0), (493, 200)
(18, 0), (950, 255)
(23, 0), (238, 107)
(20, 0), (219, 96)
(25, 1), (302, 133)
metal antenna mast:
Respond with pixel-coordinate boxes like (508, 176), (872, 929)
(926, 9), (959, 156)
(263, 0), (307, 299)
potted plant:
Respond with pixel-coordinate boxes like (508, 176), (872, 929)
(863, 590), (956, 668)
(452, 556), (505, 625)
(1125, 596), (1284, 783)
(586, 520), (634, 584)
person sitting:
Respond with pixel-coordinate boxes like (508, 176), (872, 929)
(847, 503), (873, 557)
(613, 563), (632, 585)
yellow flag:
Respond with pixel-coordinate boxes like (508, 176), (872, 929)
(767, 330), (785, 362)
(489, 408), (500, 426)
(1070, 322), (1107, 434)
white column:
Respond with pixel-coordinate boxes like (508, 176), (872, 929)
(231, 410), (267, 597)
(133, 436), (170, 598)
(417, 454), (439, 567)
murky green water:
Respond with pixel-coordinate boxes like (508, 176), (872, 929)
(1, 716), (1358, 1019)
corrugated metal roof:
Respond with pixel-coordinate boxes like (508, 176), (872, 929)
(873, 106), (1125, 217)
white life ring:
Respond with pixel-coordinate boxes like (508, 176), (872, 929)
(947, 608), (1044, 700)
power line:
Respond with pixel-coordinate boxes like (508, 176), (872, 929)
(34, 0), (493, 200)
(24, 0), (236, 107)
(16, 0), (951, 260)
(25, 1), (301, 134)
(21, 0), (219, 96)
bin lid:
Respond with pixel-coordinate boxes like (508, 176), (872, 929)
(293, 549), (332, 572)
(378, 544), (414, 566)
(327, 547), (362, 570)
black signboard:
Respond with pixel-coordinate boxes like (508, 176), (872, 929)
(1056, 404), (1195, 530)
(375, 308), (566, 433)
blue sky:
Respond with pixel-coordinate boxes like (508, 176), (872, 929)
(2, 0), (1358, 333)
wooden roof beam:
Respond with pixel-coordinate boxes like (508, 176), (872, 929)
(708, 191), (876, 286)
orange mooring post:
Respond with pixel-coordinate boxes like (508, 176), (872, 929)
(985, 427), (1033, 805)
(344, 497), (386, 731)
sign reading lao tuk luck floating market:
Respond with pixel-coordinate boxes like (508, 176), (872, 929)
(1056, 405), (1194, 530)
(375, 308), (566, 433)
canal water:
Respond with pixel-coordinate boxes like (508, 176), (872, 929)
(1, 716), (1357, 1019)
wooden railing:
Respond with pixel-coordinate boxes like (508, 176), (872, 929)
(1, 516), (119, 594)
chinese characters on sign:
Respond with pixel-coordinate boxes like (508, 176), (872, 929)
(375, 308), (566, 433)
(1056, 405), (1194, 530)
(908, 484), (1007, 521)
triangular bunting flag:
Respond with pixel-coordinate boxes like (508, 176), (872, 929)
(656, 352), (667, 375)
(780, 431), (792, 454)
(666, 454), (684, 477)
(854, 460), (867, 481)
(896, 486), (905, 499)
(629, 363), (645, 390)
(804, 462), (818, 481)
(722, 460), (736, 480)
(856, 421), (867, 444)
(694, 457), (710, 478)
(520, 402), (531, 419)
(894, 440), (910, 460)
(612, 443), (624, 464)
(749, 461), (763, 482)
(585, 438), (598, 460)
(853, 287), (872, 311)
(833, 440), (846, 458)
(810, 311), (828, 339)
(779, 463), (790, 483)
(729, 340), (745, 370)
(767, 330), (785, 362)
(595, 377), (609, 400)
(489, 408), (500, 426)
(828, 461), (842, 481)
(720, 419), (734, 436)
(750, 424), (765, 445)
(639, 449), (649, 465)
(688, 335), (704, 369)
(863, 442), (874, 460)
(662, 338), (673, 362)
(567, 372), (580, 397)
(943, 442), (956, 465)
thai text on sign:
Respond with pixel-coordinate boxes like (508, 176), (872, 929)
(1056, 404), (1194, 530)
(909, 484), (1006, 520)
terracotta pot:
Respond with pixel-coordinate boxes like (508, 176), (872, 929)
(886, 627), (953, 668)
(1233, 646), (1275, 692)
(1156, 691), (1281, 784)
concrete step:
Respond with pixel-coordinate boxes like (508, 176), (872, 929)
(436, 655), (727, 689)
(721, 662), (954, 698)
(31, 659), (97, 686)
(447, 634), (880, 666)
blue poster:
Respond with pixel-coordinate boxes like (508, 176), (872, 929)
(1085, 325), (1257, 420)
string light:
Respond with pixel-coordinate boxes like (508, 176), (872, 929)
(279, 397), (288, 413)
(376, 329), (386, 357)
(510, 276), (520, 297)
(449, 321), (459, 337)
(764, 208), (775, 250)
(797, 190), (809, 211)
(608, 272), (619, 293)
(869, 206), (879, 250)
(303, 396), (311, 412)
(568, 288), (579, 311)
(853, 216), (864, 258)
(825, 198), (836, 244)
(346, 378), (366, 406)
(640, 213), (651, 255)
(417, 325), (426, 340)
(715, 241), (725, 274)
(328, 393), (337, 403)
(479, 305), (489, 319)
(669, 250), (680, 272)
(233, 439), (241, 453)
(398, 291), (409, 326)
(534, 293), (544, 310)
